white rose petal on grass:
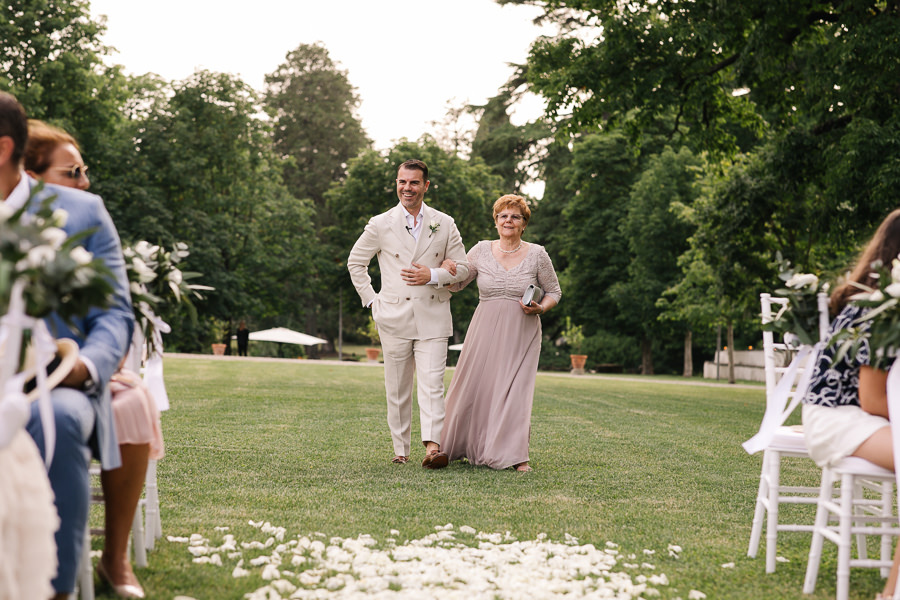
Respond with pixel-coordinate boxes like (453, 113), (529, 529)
(459, 525), (476, 534)
(721, 562), (735, 568)
(261, 563), (280, 580)
(689, 590), (707, 600)
(167, 536), (190, 543)
(175, 526), (681, 598)
(776, 556), (789, 563)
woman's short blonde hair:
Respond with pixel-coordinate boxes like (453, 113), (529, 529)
(492, 194), (531, 224)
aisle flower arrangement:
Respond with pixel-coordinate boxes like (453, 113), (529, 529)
(122, 240), (211, 356)
(762, 253), (828, 347)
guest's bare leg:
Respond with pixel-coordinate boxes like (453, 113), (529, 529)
(852, 426), (893, 471)
(100, 443), (150, 586)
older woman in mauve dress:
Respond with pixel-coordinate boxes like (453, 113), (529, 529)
(439, 194), (561, 472)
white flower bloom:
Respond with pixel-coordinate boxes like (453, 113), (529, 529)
(0, 203), (15, 223)
(40, 227), (67, 249)
(892, 258), (900, 283)
(786, 273), (818, 289)
(168, 268), (183, 285)
(871, 290), (886, 303)
(25, 245), (56, 269)
(69, 246), (93, 265)
(885, 282), (900, 298)
(50, 208), (69, 227)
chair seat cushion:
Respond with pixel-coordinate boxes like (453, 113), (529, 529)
(767, 426), (809, 453)
(832, 456), (895, 478)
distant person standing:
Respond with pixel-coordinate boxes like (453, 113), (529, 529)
(347, 159), (469, 468)
(236, 320), (250, 357)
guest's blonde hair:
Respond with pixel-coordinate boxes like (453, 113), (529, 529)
(492, 194), (531, 224)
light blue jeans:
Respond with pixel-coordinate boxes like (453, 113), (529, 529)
(27, 387), (94, 594)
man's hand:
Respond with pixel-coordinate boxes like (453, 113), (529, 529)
(440, 259), (457, 276)
(60, 359), (90, 389)
(401, 262), (431, 285)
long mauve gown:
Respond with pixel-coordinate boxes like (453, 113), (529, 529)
(441, 240), (561, 469)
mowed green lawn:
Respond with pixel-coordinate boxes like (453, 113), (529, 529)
(91, 356), (889, 599)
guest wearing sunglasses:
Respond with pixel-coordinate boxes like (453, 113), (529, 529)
(24, 118), (151, 599)
(439, 194), (561, 472)
(23, 123), (90, 190)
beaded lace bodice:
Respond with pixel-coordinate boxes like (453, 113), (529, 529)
(451, 240), (561, 302)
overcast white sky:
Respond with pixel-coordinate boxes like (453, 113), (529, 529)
(88, 0), (552, 151)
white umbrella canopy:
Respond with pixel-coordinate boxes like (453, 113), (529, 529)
(247, 327), (327, 346)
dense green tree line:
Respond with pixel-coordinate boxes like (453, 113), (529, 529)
(5, 0), (897, 374)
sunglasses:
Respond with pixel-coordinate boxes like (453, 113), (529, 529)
(49, 164), (89, 179)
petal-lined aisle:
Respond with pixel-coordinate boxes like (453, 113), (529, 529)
(168, 522), (706, 599)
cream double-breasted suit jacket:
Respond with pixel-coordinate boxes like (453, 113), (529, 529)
(348, 203), (469, 339)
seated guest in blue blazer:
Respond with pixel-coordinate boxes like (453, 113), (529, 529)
(0, 92), (134, 600)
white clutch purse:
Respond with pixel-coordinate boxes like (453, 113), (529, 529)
(522, 284), (544, 306)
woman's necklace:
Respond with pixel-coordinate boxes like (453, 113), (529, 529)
(496, 240), (522, 254)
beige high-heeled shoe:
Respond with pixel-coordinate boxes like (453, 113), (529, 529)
(96, 560), (145, 599)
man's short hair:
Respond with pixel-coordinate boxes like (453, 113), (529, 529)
(0, 91), (28, 166)
(398, 159), (428, 181)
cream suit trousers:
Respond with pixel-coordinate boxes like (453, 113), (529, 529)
(379, 332), (448, 457)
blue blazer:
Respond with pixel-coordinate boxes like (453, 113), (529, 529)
(27, 177), (135, 469)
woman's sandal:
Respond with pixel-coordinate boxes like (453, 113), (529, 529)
(391, 455), (409, 464)
(514, 463), (533, 472)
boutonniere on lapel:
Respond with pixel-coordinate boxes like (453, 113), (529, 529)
(428, 220), (440, 237)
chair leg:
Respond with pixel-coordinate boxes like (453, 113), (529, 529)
(78, 525), (95, 600)
(132, 500), (147, 568)
(765, 449), (781, 573)
(144, 459), (161, 550)
(748, 450), (770, 558)
(836, 472), (854, 600)
(854, 479), (868, 563)
(880, 481), (894, 577)
(804, 467), (834, 594)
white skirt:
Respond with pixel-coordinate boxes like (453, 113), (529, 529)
(802, 403), (890, 467)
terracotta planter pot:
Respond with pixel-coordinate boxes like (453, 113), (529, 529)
(365, 347), (381, 362)
(570, 354), (588, 375)
(211, 343), (227, 356)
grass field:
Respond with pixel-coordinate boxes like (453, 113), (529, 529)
(86, 356), (889, 599)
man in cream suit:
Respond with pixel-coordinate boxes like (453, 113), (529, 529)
(348, 159), (468, 468)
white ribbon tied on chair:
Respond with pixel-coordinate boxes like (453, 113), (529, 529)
(0, 302), (57, 467)
(0, 374), (29, 451)
(142, 314), (171, 411)
(743, 344), (819, 454)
